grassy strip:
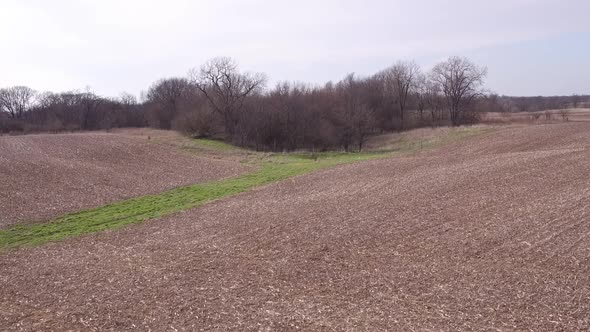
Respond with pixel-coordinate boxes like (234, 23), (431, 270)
(0, 153), (384, 250)
(0, 126), (491, 251)
(192, 138), (241, 151)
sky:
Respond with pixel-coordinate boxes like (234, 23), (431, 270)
(0, 0), (589, 97)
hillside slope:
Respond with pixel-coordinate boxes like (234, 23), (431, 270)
(1, 122), (589, 330)
(0, 131), (249, 227)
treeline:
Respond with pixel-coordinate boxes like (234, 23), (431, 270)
(1, 56), (586, 151)
(0, 88), (144, 133)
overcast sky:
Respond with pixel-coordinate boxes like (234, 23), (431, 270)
(1, 0), (589, 97)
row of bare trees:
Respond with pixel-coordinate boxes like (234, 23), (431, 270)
(0, 88), (144, 133)
(154, 56), (488, 151)
(7, 55), (581, 150)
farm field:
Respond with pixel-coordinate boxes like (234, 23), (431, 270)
(0, 130), (250, 228)
(1, 122), (590, 330)
(2, 2), (589, 331)
(483, 108), (590, 123)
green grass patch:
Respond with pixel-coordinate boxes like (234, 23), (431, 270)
(0, 126), (491, 251)
(0, 152), (384, 251)
(192, 138), (241, 151)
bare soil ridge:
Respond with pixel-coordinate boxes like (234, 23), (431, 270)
(0, 130), (249, 228)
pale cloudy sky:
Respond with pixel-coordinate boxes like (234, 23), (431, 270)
(0, 0), (589, 97)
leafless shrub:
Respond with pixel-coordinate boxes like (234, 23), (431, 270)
(544, 110), (553, 121)
(173, 105), (216, 138)
(559, 108), (570, 122)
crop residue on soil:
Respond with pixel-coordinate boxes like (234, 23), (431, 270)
(0, 131), (249, 228)
(1, 122), (590, 330)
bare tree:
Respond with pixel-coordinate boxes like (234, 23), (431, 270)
(189, 57), (266, 140)
(335, 73), (376, 151)
(430, 56), (487, 126)
(77, 88), (104, 130)
(145, 78), (192, 129)
(337, 73), (358, 151)
(0, 86), (36, 119)
(572, 94), (580, 108)
(362, 74), (390, 132)
(415, 75), (445, 127)
(267, 81), (309, 150)
(415, 74), (428, 123)
(559, 108), (570, 121)
(383, 61), (420, 130)
(544, 110), (553, 121)
(119, 92), (137, 106)
(117, 92), (145, 128)
(426, 82), (445, 126)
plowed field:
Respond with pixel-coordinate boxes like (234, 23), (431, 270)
(0, 131), (249, 228)
(1, 122), (589, 331)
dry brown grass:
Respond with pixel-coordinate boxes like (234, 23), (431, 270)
(483, 108), (590, 124)
(364, 125), (491, 152)
(1, 122), (590, 330)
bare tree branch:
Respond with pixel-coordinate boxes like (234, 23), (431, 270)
(0, 86), (37, 119)
(430, 56), (487, 126)
(188, 57), (266, 139)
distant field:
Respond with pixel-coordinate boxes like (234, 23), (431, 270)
(483, 108), (590, 123)
(0, 130), (249, 228)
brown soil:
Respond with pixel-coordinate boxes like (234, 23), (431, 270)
(0, 131), (249, 228)
(1, 122), (590, 331)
